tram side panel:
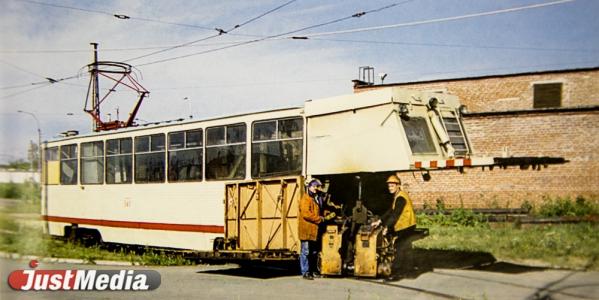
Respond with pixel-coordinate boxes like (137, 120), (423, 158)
(224, 177), (303, 257)
(307, 103), (415, 176)
(44, 181), (225, 251)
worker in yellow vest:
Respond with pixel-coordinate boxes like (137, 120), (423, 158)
(373, 174), (417, 281)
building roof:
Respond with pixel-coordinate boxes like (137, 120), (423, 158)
(354, 66), (599, 89)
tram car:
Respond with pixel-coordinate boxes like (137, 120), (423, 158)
(41, 86), (562, 277)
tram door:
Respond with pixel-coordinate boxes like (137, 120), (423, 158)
(225, 177), (303, 253)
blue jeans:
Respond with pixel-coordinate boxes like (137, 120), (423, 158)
(300, 240), (315, 275)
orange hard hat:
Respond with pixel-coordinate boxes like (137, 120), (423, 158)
(386, 175), (401, 184)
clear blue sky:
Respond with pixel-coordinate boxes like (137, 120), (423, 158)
(1, 0), (598, 164)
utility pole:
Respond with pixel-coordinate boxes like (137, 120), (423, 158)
(17, 110), (42, 178)
(90, 42), (100, 131)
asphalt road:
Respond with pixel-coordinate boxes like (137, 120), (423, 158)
(1, 257), (598, 300)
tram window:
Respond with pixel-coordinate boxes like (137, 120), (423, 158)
(135, 134), (165, 183)
(401, 117), (437, 155)
(135, 136), (149, 152)
(169, 132), (185, 150)
(253, 121), (276, 141)
(206, 127), (225, 146)
(168, 129), (203, 182)
(44, 147), (59, 185)
(81, 141), (104, 184)
(278, 118), (303, 139)
(60, 144), (78, 185)
(251, 117), (303, 178)
(205, 124), (246, 180)
(106, 138), (132, 184)
(186, 130), (202, 147)
(227, 124), (246, 144)
(151, 134), (165, 151)
(107, 138), (131, 155)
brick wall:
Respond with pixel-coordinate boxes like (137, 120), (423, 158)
(357, 68), (599, 112)
(357, 68), (599, 208)
(402, 111), (599, 208)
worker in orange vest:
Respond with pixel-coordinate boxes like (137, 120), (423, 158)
(373, 174), (417, 281)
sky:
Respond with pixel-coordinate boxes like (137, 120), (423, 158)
(1, 0), (598, 164)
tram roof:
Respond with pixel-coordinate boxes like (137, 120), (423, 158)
(48, 105), (303, 143)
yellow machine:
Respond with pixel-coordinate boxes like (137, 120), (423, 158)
(318, 193), (427, 278)
(353, 225), (379, 277)
(320, 225), (343, 275)
(318, 197), (396, 278)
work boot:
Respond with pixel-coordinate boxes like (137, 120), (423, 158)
(311, 272), (321, 278)
(302, 273), (314, 280)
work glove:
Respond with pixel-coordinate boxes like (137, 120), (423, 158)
(324, 212), (336, 220)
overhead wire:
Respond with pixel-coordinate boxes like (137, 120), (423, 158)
(135, 0), (417, 67)
(0, 59), (84, 91)
(306, 37), (598, 54)
(17, 0), (216, 31)
(0, 83), (53, 100)
(123, 0), (298, 63)
(5, 0), (594, 97)
(0, 40), (246, 54)
(132, 0), (578, 67)
(0, 59), (49, 80)
(292, 0), (576, 38)
(2, 37), (596, 55)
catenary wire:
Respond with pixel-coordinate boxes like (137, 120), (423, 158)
(123, 0), (297, 63)
(306, 37), (598, 53)
(2, 37), (596, 55)
(135, 0), (417, 67)
(17, 0), (216, 31)
(2, 60), (597, 100)
(292, 0), (576, 38)
(133, 0), (578, 67)
(0, 59), (48, 80)
(0, 83), (53, 100)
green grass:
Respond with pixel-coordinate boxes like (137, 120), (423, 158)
(415, 200), (599, 271)
(530, 196), (599, 218)
(415, 223), (599, 270)
(2, 188), (598, 270)
(0, 182), (41, 214)
(0, 200), (194, 266)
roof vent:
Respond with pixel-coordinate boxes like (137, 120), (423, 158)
(352, 66), (375, 88)
(60, 130), (79, 137)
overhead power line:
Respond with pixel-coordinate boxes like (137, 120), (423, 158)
(0, 59), (48, 80)
(0, 83), (53, 100)
(0, 41), (249, 54)
(0, 59), (84, 91)
(135, 0), (417, 67)
(17, 0), (216, 31)
(2, 37), (596, 55)
(307, 37), (598, 53)
(133, 0), (576, 67)
(293, 0), (576, 38)
(124, 0), (297, 62)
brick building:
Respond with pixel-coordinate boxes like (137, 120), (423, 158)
(355, 67), (599, 208)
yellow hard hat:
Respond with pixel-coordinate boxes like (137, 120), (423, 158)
(386, 175), (401, 184)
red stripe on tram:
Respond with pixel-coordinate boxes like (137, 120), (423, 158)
(42, 215), (224, 234)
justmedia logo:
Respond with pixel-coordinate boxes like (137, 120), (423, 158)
(7, 260), (161, 291)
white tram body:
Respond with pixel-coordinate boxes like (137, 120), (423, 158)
(41, 87), (473, 251)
